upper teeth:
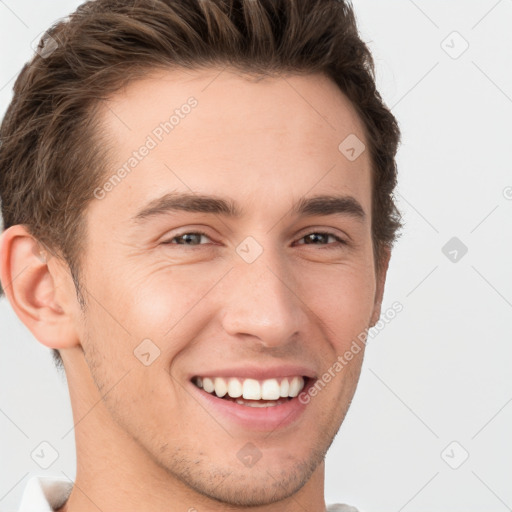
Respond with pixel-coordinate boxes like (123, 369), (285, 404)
(195, 376), (305, 400)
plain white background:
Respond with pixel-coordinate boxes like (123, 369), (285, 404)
(1, 1), (511, 510)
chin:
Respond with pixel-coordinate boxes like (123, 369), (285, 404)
(180, 459), (316, 507)
(157, 432), (333, 507)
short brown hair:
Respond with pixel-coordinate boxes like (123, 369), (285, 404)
(0, 0), (401, 368)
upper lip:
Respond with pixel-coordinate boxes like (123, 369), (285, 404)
(189, 365), (317, 381)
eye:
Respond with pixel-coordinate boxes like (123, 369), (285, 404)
(295, 231), (346, 248)
(161, 230), (347, 249)
(162, 231), (212, 246)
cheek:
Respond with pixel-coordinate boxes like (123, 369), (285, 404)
(297, 261), (376, 344)
(80, 297), (184, 433)
(88, 256), (225, 338)
(120, 262), (230, 339)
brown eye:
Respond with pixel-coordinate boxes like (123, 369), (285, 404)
(297, 232), (346, 247)
(163, 232), (211, 246)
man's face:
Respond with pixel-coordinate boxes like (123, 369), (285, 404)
(72, 68), (384, 505)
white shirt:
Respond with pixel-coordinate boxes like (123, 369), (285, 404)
(18, 476), (360, 512)
(18, 477), (72, 512)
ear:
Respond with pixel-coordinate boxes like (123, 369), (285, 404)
(369, 244), (391, 327)
(0, 225), (81, 350)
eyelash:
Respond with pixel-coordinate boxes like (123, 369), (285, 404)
(162, 230), (347, 249)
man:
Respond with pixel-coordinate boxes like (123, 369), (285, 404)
(0, 0), (401, 510)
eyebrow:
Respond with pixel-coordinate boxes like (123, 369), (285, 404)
(132, 192), (366, 223)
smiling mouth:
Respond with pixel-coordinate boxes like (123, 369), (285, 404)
(191, 376), (307, 407)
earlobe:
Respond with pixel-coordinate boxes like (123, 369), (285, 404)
(0, 225), (80, 350)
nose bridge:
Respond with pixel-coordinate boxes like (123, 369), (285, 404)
(220, 244), (305, 346)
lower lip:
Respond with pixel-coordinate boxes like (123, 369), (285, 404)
(189, 380), (313, 431)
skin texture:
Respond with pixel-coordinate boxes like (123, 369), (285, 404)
(0, 67), (390, 512)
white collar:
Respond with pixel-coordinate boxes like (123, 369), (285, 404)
(18, 476), (72, 512)
(17, 476), (358, 512)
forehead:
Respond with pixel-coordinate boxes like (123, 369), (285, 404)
(94, 67), (372, 223)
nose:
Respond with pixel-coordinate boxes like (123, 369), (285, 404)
(220, 247), (308, 349)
